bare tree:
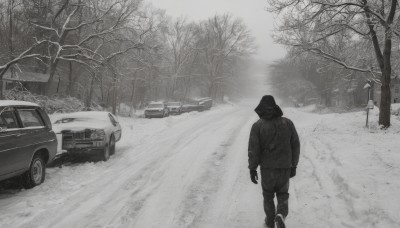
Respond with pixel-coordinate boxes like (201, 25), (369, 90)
(268, 0), (400, 127)
(27, 0), (143, 95)
(197, 14), (255, 100)
(165, 17), (198, 99)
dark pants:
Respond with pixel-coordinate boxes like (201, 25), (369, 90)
(261, 168), (290, 227)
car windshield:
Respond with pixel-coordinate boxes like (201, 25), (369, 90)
(148, 104), (163, 108)
(167, 102), (180, 106)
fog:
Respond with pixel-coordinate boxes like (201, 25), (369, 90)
(148, 0), (286, 63)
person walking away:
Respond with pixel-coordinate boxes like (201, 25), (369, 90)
(248, 95), (300, 228)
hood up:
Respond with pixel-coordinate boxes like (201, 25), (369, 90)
(254, 95), (283, 119)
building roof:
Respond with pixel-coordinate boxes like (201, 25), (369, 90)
(3, 70), (50, 83)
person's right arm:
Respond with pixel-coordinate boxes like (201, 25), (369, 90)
(289, 120), (300, 168)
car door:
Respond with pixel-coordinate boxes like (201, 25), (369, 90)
(14, 107), (48, 170)
(0, 107), (24, 178)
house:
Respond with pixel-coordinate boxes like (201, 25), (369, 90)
(2, 70), (50, 95)
(373, 76), (400, 106)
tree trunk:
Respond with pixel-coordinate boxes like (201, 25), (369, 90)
(129, 74), (137, 116)
(112, 73), (117, 115)
(67, 62), (73, 95)
(378, 18), (394, 127)
(1, 0), (14, 100)
(208, 81), (214, 98)
(183, 74), (191, 100)
(379, 72), (391, 127)
(45, 60), (58, 95)
(85, 74), (95, 110)
(0, 76), (4, 100)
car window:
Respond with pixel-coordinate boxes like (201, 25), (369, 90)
(108, 114), (118, 127)
(148, 104), (163, 108)
(0, 110), (19, 129)
(17, 109), (45, 128)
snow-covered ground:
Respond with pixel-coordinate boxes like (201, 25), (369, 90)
(1, 98), (400, 227)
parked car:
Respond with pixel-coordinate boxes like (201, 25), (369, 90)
(52, 111), (121, 161)
(0, 100), (57, 189)
(197, 97), (213, 111)
(182, 98), (213, 113)
(181, 104), (202, 113)
(166, 102), (183, 115)
(144, 102), (169, 118)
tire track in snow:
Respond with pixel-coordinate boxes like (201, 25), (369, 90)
(169, 114), (254, 228)
(53, 108), (240, 228)
(130, 109), (252, 228)
(301, 134), (362, 228)
(321, 135), (400, 228)
(86, 113), (234, 228)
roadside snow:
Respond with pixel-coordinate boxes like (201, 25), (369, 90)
(284, 107), (400, 228)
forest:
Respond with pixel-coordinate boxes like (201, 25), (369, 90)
(0, 0), (255, 114)
(268, 0), (400, 127)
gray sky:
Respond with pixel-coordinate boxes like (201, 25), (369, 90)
(147, 0), (286, 63)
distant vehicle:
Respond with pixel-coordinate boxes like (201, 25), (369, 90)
(144, 102), (169, 118)
(181, 98), (213, 113)
(197, 97), (213, 111)
(166, 102), (183, 115)
(52, 111), (122, 161)
(181, 104), (202, 113)
(0, 100), (57, 189)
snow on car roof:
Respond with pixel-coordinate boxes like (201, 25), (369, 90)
(195, 97), (212, 101)
(0, 100), (39, 107)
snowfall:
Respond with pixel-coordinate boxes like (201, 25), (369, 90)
(1, 75), (400, 228)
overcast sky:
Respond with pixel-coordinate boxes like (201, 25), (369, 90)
(147, 0), (286, 63)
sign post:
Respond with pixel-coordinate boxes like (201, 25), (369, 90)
(364, 81), (373, 127)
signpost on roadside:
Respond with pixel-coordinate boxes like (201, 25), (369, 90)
(364, 81), (374, 128)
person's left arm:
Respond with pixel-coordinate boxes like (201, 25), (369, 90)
(248, 122), (261, 171)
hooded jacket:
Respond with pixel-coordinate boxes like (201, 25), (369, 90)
(248, 96), (300, 170)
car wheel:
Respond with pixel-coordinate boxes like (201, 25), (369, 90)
(22, 153), (46, 189)
(109, 135), (116, 155)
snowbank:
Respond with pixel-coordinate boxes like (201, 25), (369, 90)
(284, 106), (400, 228)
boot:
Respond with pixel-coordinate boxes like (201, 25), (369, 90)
(275, 214), (286, 228)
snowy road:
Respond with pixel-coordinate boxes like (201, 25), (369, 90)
(1, 102), (400, 228)
(0, 104), (266, 228)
